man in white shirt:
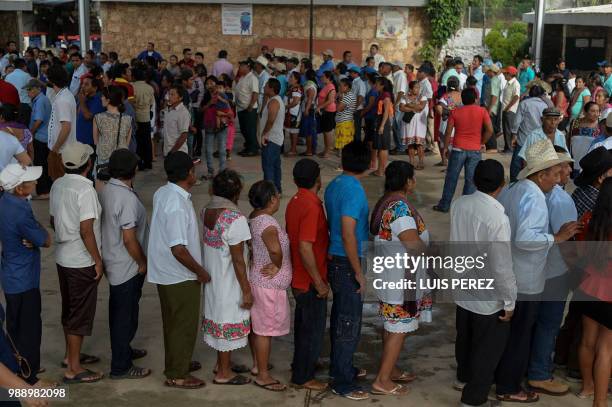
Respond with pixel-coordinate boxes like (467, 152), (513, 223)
(69, 53), (88, 96)
(526, 147), (575, 396)
(501, 66), (521, 153)
(391, 62), (408, 155)
(451, 159), (516, 407)
(47, 64), (77, 181)
(455, 60), (468, 90)
(348, 67), (366, 142)
(148, 152), (210, 389)
(5, 58), (32, 104)
(49, 142), (103, 384)
(162, 85), (191, 156)
(368, 44), (385, 71)
(234, 61), (260, 156)
(495, 139), (578, 403)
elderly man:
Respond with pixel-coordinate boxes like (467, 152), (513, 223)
(518, 108), (568, 163)
(501, 66), (521, 153)
(484, 64), (503, 152)
(235, 60), (260, 157)
(495, 139), (578, 403)
(0, 164), (50, 386)
(26, 79), (52, 198)
(50, 142), (104, 384)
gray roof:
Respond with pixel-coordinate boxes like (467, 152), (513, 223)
(523, 4), (612, 27)
(92, 0), (427, 5)
(0, 0), (32, 11)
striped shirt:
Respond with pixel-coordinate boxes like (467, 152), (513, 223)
(572, 185), (598, 219)
(335, 92), (356, 124)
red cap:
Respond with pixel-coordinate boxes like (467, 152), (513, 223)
(503, 66), (518, 75)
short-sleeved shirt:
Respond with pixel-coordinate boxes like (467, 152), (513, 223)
(489, 74), (502, 115)
(544, 185), (577, 279)
(69, 64), (88, 96)
(147, 182), (202, 285)
(76, 93), (104, 146)
(336, 92), (356, 124)
(234, 71), (259, 111)
(99, 178), (149, 286)
(49, 174), (102, 268)
(518, 67), (535, 94)
(0, 131), (25, 171)
(48, 88), (77, 152)
(163, 103), (190, 156)
(365, 88), (380, 120)
(132, 81), (156, 123)
(5, 69), (31, 104)
(448, 104), (491, 151)
(501, 78), (521, 113)
(286, 188), (329, 291)
(0, 193), (48, 294)
(318, 83), (337, 113)
(324, 174), (369, 257)
(419, 78), (433, 100)
(351, 76), (367, 110)
(30, 93), (52, 143)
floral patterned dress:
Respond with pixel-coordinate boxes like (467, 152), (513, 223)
(201, 208), (252, 352)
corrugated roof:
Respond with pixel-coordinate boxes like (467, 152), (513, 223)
(523, 4), (612, 27)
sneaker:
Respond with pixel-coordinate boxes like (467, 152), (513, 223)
(528, 379), (569, 396)
(453, 380), (466, 391)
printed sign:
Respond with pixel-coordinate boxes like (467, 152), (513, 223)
(376, 7), (409, 40)
(222, 4), (253, 36)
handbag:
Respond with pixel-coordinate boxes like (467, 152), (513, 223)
(402, 111), (415, 124)
(96, 113), (122, 181)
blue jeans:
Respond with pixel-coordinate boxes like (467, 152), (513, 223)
(437, 149), (481, 211)
(527, 275), (568, 381)
(261, 142), (282, 193)
(509, 144), (524, 183)
(392, 111), (406, 152)
(205, 128), (227, 176)
(329, 256), (363, 395)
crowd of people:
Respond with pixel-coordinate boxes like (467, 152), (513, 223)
(0, 38), (611, 407)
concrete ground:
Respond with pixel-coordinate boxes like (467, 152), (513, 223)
(29, 138), (590, 406)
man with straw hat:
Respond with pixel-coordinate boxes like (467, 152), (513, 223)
(495, 139), (580, 403)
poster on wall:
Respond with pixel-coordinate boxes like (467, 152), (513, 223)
(222, 4), (253, 35)
(376, 7), (409, 40)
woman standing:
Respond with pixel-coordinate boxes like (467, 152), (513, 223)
(299, 70), (318, 156)
(201, 170), (252, 386)
(569, 76), (591, 121)
(552, 78), (571, 131)
(334, 78), (357, 153)
(247, 181), (292, 392)
(400, 81), (428, 170)
(284, 72), (303, 156)
(201, 77), (230, 180)
(435, 76), (462, 167)
(576, 178), (612, 406)
(594, 90), (611, 124)
(589, 73), (605, 102)
(316, 71), (337, 158)
(570, 102), (602, 173)
(0, 104), (33, 159)
(372, 77), (394, 177)
(93, 86), (132, 186)
(362, 72), (380, 170)
(370, 161), (430, 396)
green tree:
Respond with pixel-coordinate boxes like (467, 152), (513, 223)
(419, 0), (466, 61)
(485, 22), (529, 66)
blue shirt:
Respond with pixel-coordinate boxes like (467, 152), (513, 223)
(277, 74), (288, 98)
(473, 66), (484, 97)
(0, 193), (48, 294)
(137, 50), (163, 62)
(76, 93), (104, 146)
(518, 128), (567, 160)
(316, 60), (335, 83)
(30, 93), (51, 143)
(324, 174), (369, 257)
(604, 74), (612, 96)
(518, 67), (535, 94)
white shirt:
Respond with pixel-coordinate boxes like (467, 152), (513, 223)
(5, 68), (32, 104)
(0, 131), (25, 171)
(567, 77), (576, 94)
(259, 95), (285, 146)
(501, 78), (521, 113)
(419, 78), (433, 100)
(498, 180), (554, 295)
(47, 88), (77, 152)
(234, 71), (259, 112)
(371, 53), (385, 70)
(458, 72), (468, 90)
(69, 64), (88, 96)
(393, 70), (408, 100)
(589, 137), (612, 152)
(450, 191), (517, 314)
(50, 174), (102, 268)
(351, 76), (367, 110)
(147, 183), (201, 285)
(544, 185), (577, 280)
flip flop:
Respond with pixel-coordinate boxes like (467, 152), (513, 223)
(164, 375), (205, 389)
(131, 349), (147, 360)
(496, 391), (539, 403)
(254, 379), (287, 392)
(213, 374), (251, 385)
(371, 384), (408, 396)
(63, 369), (103, 384)
(250, 363), (274, 376)
(61, 353), (100, 368)
(391, 371), (417, 383)
(299, 152), (314, 157)
(110, 365), (151, 380)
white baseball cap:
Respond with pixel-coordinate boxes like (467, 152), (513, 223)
(0, 164), (42, 190)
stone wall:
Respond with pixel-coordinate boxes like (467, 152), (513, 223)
(98, 3), (429, 66)
(440, 28), (490, 63)
(0, 12), (19, 48)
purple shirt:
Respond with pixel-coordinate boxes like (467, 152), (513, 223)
(212, 59), (234, 80)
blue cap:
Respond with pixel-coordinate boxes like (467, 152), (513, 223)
(597, 60), (608, 67)
(349, 66), (361, 74)
(364, 66), (377, 74)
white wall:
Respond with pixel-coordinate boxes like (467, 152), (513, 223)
(440, 27), (491, 63)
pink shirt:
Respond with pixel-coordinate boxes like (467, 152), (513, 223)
(249, 214), (292, 290)
(318, 83), (337, 112)
(212, 59), (235, 80)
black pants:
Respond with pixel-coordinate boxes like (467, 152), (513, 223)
(4, 288), (42, 385)
(291, 287), (327, 385)
(109, 273), (145, 375)
(33, 139), (52, 195)
(495, 296), (540, 395)
(353, 110), (363, 143)
(192, 107), (203, 157)
(135, 122), (152, 170)
(456, 306), (510, 406)
(237, 109), (259, 153)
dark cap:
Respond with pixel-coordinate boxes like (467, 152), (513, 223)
(542, 107), (562, 117)
(293, 158), (320, 188)
(109, 149), (139, 179)
(474, 159), (505, 193)
(575, 147), (612, 187)
(288, 57), (299, 65)
(164, 151), (194, 183)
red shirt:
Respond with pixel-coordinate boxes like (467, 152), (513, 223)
(285, 188), (329, 291)
(0, 80), (19, 106)
(448, 104), (491, 151)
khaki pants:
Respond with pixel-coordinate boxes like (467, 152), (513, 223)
(48, 151), (65, 181)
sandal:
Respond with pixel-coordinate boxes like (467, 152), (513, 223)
(63, 368), (104, 384)
(131, 349), (147, 360)
(371, 384), (408, 396)
(164, 375), (205, 389)
(332, 389), (370, 400)
(496, 390), (539, 403)
(213, 374), (251, 385)
(213, 363), (251, 375)
(61, 353), (100, 368)
(391, 371), (417, 383)
(110, 365), (151, 380)
(291, 379), (328, 391)
(254, 379), (287, 392)
(250, 363), (274, 376)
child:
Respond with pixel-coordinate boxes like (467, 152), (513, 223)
(214, 84), (232, 130)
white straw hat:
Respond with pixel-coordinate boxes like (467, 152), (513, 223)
(517, 139), (572, 180)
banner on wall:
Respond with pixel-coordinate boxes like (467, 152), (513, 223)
(222, 4), (253, 35)
(376, 7), (409, 40)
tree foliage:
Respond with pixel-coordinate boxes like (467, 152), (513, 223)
(419, 0), (466, 61)
(485, 22), (529, 66)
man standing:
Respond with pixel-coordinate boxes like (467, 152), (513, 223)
(341, 51), (358, 72)
(259, 78), (285, 194)
(26, 79), (52, 199)
(501, 66), (520, 153)
(450, 159), (516, 407)
(349, 67), (366, 142)
(433, 88), (493, 213)
(324, 141), (370, 401)
(390, 62), (408, 155)
(132, 68), (155, 170)
(212, 50), (234, 79)
(137, 42), (162, 63)
(316, 50), (335, 83)
(180, 49), (195, 69)
(47, 64), (77, 181)
(76, 75), (104, 150)
(69, 53), (88, 96)
(99, 149), (151, 380)
(5, 58), (32, 105)
(235, 61), (259, 157)
(495, 139), (578, 403)
(0, 164), (50, 385)
(367, 44), (385, 70)
(518, 108), (568, 167)
(50, 142), (104, 384)
(163, 85), (190, 157)
(254, 56), (271, 108)
(469, 55), (485, 97)
(518, 57), (535, 96)
(147, 151), (210, 389)
(484, 64), (502, 152)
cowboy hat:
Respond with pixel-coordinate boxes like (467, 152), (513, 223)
(255, 55), (269, 67)
(517, 139), (573, 180)
(574, 147), (612, 187)
(526, 78), (552, 94)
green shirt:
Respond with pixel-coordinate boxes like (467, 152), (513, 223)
(489, 75), (502, 115)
